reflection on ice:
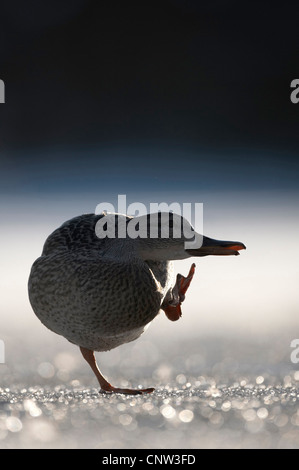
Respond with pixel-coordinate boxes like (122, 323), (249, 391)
(1, 353), (299, 448)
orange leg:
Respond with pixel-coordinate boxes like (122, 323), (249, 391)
(162, 263), (196, 321)
(80, 347), (155, 395)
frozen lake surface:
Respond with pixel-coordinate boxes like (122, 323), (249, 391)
(1, 381), (299, 449)
(1, 335), (299, 449)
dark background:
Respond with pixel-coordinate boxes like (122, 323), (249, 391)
(0, 1), (298, 195)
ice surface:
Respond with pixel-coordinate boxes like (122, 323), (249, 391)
(1, 334), (299, 449)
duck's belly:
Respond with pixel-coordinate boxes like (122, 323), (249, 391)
(67, 323), (153, 352)
(28, 255), (164, 351)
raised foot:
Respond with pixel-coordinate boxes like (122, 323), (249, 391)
(178, 262), (196, 299)
(100, 386), (155, 395)
(162, 263), (196, 321)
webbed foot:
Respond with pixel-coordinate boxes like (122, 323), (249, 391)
(100, 385), (155, 395)
(162, 263), (196, 321)
(80, 346), (155, 395)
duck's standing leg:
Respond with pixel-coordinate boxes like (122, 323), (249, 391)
(161, 263), (196, 321)
(80, 347), (155, 395)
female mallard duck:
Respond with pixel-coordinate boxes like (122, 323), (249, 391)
(28, 211), (245, 395)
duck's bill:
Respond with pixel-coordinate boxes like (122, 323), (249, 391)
(185, 236), (246, 257)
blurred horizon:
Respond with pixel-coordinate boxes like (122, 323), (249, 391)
(1, 181), (299, 348)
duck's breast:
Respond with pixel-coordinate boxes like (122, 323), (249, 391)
(28, 253), (165, 348)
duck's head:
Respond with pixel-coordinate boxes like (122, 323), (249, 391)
(133, 212), (246, 261)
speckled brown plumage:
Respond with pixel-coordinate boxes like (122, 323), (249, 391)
(28, 213), (172, 352)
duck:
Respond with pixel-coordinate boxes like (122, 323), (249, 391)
(28, 211), (245, 395)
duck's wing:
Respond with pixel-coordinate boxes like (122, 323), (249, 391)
(42, 213), (107, 256)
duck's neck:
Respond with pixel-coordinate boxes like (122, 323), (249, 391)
(102, 238), (140, 262)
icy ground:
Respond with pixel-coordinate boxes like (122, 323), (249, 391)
(1, 335), (299, 449)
